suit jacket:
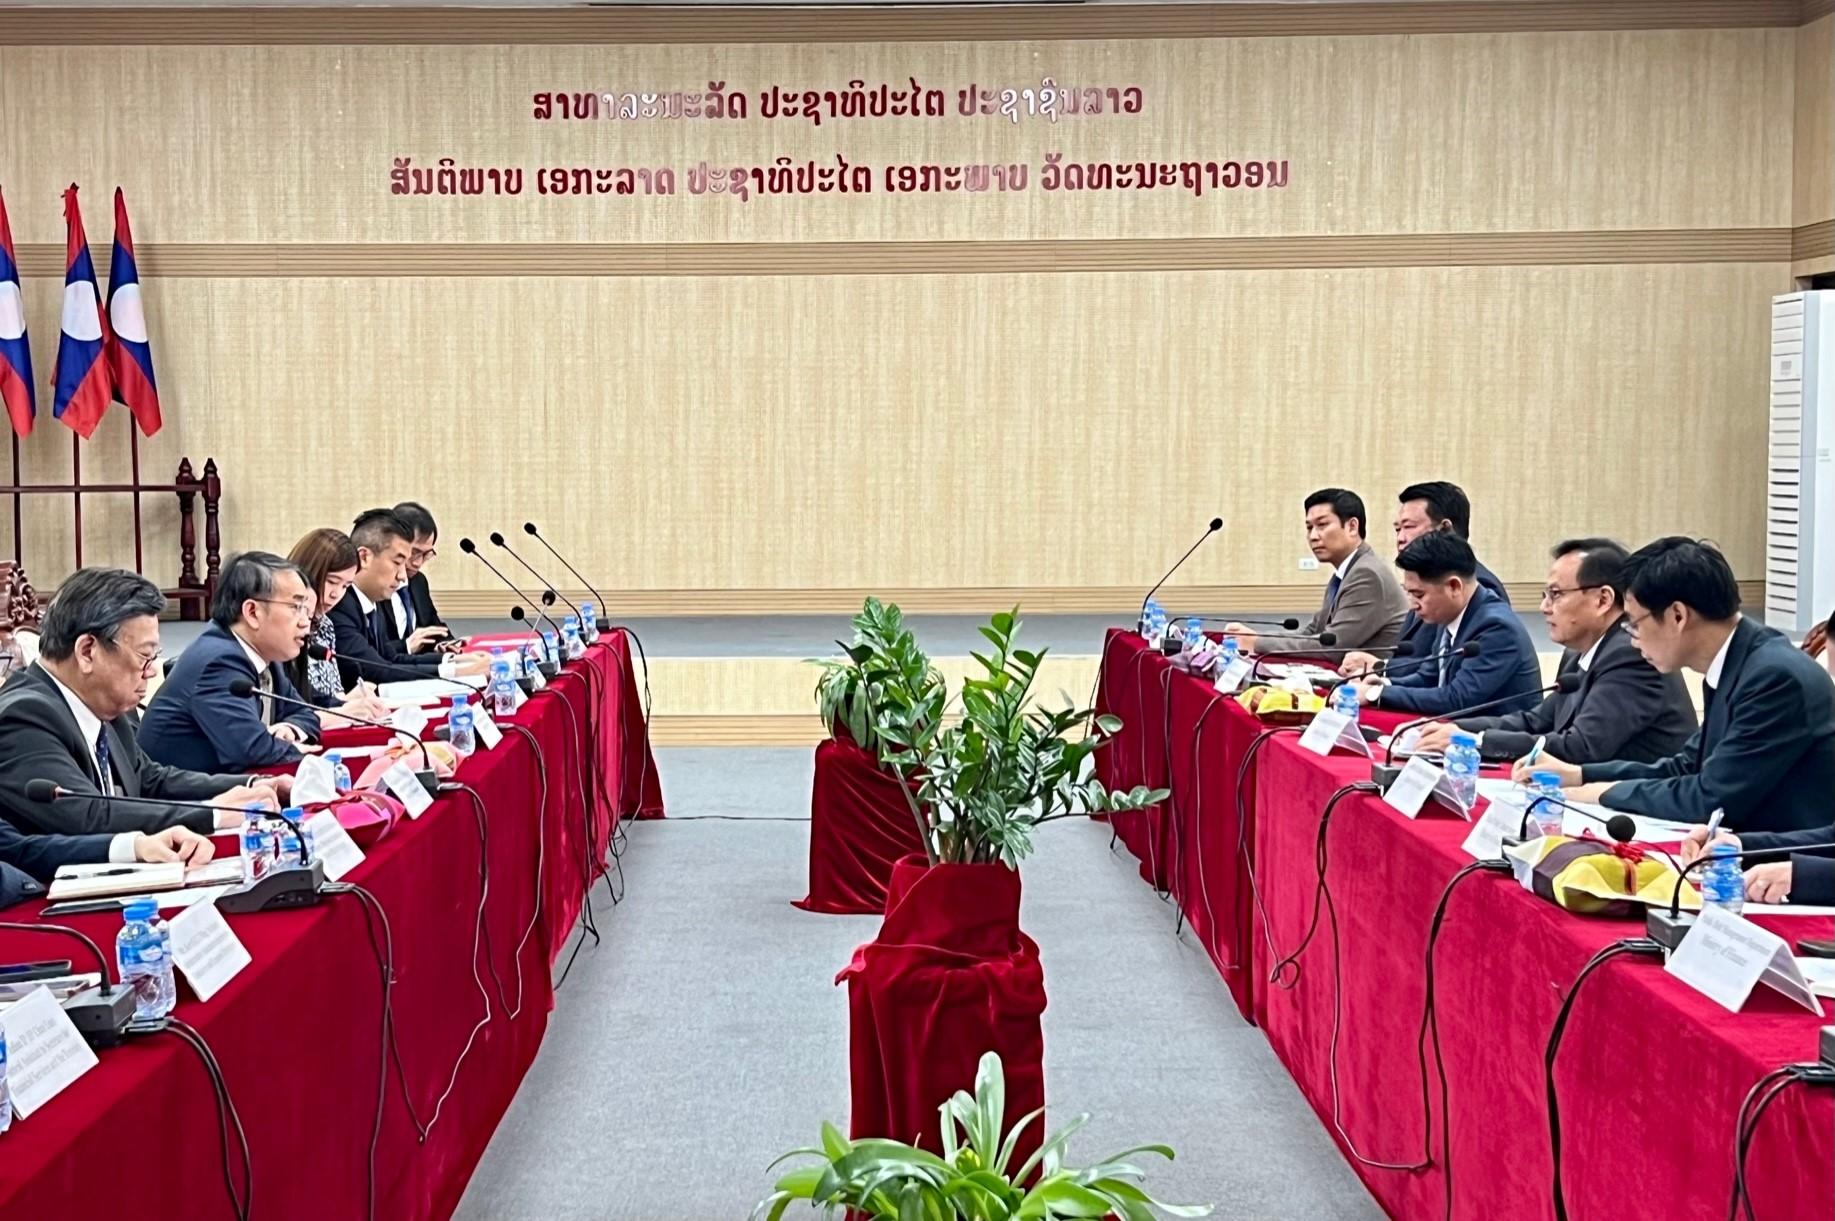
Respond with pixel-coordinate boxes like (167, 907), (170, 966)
(1737, 825), (1835, 906)
(0, 817), (115, 906)
(379, 572), (447, 647)
(0, 664), (248, 836)
(1583, 618), (1835, 833)
(1456, 619), (1697, 763)
(139, 622), (321, 773)
(1379, 584), (1542, 717)
(328, 585), (440, 689)
(1398, 559), (1509, 652)
(1254, 543), (1407, 655)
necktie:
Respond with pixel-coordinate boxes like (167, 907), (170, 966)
(401, 592), (416, 635)
(94, 727), (114, 796)
(1324, 574), (1342, 613)
(1437, 629), (1452, 687)
(368, 607), (385, 649)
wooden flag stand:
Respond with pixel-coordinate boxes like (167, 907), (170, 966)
(2, 410), (223, 619)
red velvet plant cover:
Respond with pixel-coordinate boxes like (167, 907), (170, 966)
(796, 734), (927, 915)
(838, 853), (1047, 1166)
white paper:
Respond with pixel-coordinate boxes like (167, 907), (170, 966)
(0, 985), (99, 1117)
(472, 707), (503, 749)
(1666, 906), (1821, 1013)
(388, 704), (430, 737)
(379, 677), (483, 706)
(1299, 710), (1350, 756)
(185, 859), (246, 887)
(302, 811), (367, 882)
(157, 885), (234, 911)
(1461, 797), (1525, 860)
(291, 754), (338, 806)
(380, 761), (434, 818)
(1383, 755), (1443, 818)
(166, 900), (251, 1003)
(1795, 957), (1835, 998)
(1213, 657), (1252, 695)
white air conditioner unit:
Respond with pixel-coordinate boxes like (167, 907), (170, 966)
(1766, 291), (1835, 633)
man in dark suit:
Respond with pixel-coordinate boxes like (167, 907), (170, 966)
(390, 500), (447, 640)
(1529, 538), (1835, 834)
(0, 568), (285, 838)
(1679, 823), (1835, 907)
(0, 818), (215, 909)
(1225, 488), (1406, 654)
(140, 551), (322, 772)
(1412, 538), (1696, 763)
(329, 508), (486, 690)
(1357, 531), (1542, 717)
(1342, 480), (1509, 676)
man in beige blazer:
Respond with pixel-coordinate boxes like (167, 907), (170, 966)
(1225, 488), (1407, 656)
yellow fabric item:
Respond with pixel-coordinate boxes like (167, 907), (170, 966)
(1235, 686), (1326, 718)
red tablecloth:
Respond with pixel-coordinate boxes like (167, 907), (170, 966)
(1098, 626), (1832, 1219)
(0, 637), (659, 1220)
(795, 736), (925, 916)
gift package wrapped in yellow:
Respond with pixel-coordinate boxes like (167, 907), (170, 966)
(1505, 835), (1701, 916)
(1236, 685), (1327, 718)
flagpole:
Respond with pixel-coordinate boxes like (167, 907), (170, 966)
(8, 431), (19, 567)
(128, 412), (142, 574)
(70, 432), (82, 568)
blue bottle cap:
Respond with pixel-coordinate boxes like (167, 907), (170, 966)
(123, 898), (158, 921)
(1530, 770), (1562, 789)
(451, 693), (469, 706)
(1450, 731), (1479, 748)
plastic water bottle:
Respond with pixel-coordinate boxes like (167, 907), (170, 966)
(275, 806), (307, 866)
(1330, 682), (1360, 720)
(239, 807), (271, 885)
(1527, 769), (1566, 837)
(561, 614), (584, 661)
(1700, 841), (1746, 916)
(0, 1023), (12, 1135)
(447, 693), (477, 757)
(1444, 732), (1481, 810)
(489, 657), (517, 717)
(540, 629), (560, 668)
(579, 601), (599, 643)
(1221, 635), (1241, 666)
(116, 899), (175, 1021)
(326, 751), (353, 795)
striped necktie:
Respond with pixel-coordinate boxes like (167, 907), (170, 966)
(94, 727), (114, 796)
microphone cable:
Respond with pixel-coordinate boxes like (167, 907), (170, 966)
(501, 722), (551, 1021)
(1266, 782), (1375, 991)
(1173, 691), (1229, 943)
(1730, 1061), (1835, 1220)
(132, 1016), (251, 1221)
(1545, 936), (1664, 1220)
(1234, 726), (1304, 975)
(327, 879), (416, 1221)
(600, 622), (655, 830)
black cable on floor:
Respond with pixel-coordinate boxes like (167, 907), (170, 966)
(1546, 937), (1663, 1221)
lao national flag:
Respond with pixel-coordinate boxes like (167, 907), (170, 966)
(51, 184), (113, 439)
(106, 189), (160, 437)
(0, 188), (34, 438)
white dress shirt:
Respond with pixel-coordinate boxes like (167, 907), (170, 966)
(356, 585), (459, 679)
(1703, 618), (1739, 691)
(1577, 633), (1605, 673)
(44, 670), (142, 863)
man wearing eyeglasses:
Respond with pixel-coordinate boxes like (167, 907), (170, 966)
(141, 551), (325, 773)
(1410, 538), (1695, 763)
(389, 501), (449, 653)
(0, 567), (285, 839)
(1514, 537), (1835, 834)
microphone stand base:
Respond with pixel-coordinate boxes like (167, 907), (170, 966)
(62, 983), (138, 1047)
(1820, 1026), (1835, 1068)
(1369, 762), (1404, 791)
(217, 862), (327, 915)
(538, 662), (560, 681)
(415, 769), (440, 796)
(1644, 908), (1694, 952)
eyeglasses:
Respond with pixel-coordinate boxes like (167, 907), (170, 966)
(107, 641), (163, 677)
(252, 598), (314, 620)
(1540, 583), (1608, 605)
(1623, 608), (1657, 639)
(410, 547), (438, 564)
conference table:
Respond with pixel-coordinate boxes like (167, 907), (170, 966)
(1096, 629), (1832, 1220)
(0, 633), (661, 1221)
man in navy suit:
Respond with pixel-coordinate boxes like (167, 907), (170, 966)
(141, 551), (322, 773)
(1529, 537), (1835, 834)
(1357, 530), (1542, 717)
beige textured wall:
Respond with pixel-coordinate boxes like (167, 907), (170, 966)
(0, 21), (1798, 610)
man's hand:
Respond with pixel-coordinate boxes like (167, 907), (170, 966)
(1412, 722), (1458, 754)
(211, 784), (280, 827)
(251, 774), (294, 804)
(1565, 782), (1611, 803)
(1745, 861), (1793, 904)
(1339, 651), (1379, 679)
(448, 653), (490, 678)
(1219, 623), (1258, 654)
(269, 722), (306, 745)
(1356, 676), (1386, 706)
(1680, 828), (1741, 868)
(1512, 753), (1581, 786)
(406, 625), (451, 654)
(134, 826), (216, 866)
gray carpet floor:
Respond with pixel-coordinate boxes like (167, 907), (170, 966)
(453, 747), (1382, 1221)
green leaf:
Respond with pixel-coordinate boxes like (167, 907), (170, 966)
(820, 1120), (851, 1162)
(1094, 714), (1123, 736)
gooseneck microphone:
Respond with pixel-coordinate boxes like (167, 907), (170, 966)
(490, 531), (586, 624)
(0, 918), (138, 1044)
(1508, 793), (1638, 844)
(25, 780), (323, 915)
(1140, 517), (1224, 627)
(458, 537), (548, 622)
(1372, 670), (1581, 785)
(306, 643), (473, 693)
(524, 523), (612, 633)
(1246, 633), (1340, 682)
(1379, 639), (1482, 680)
(227, 677), (439, 795)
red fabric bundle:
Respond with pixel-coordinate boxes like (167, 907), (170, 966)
(795, 736), (926, 915)
(838, 854), (1047, 1163)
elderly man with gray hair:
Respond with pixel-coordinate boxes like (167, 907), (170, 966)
(0, 567), (285, 840)
(140, 551), (326, 773)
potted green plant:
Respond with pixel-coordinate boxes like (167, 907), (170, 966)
(832, 604), (1166, 1170)
(813, 596), (945, 758)
(754, 1051), (1210, 1220)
